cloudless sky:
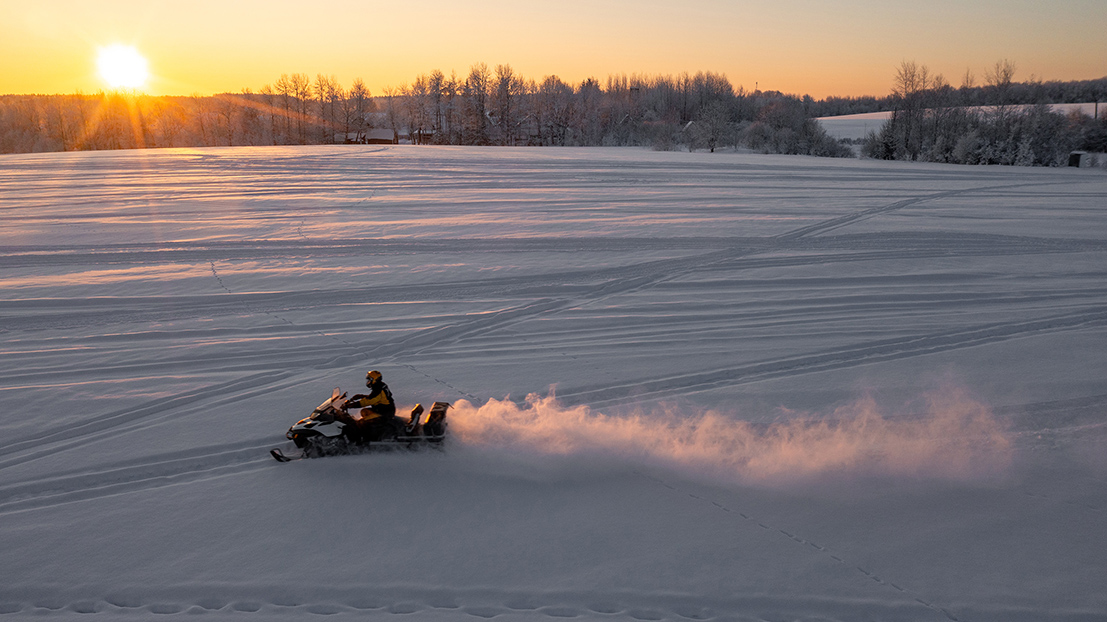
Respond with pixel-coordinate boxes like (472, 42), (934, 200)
(3, 0), (1104, 98)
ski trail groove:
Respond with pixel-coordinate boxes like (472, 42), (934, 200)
(775, 181), (1067, 241)
(637, 470), (961, 622)
(301, 178), (1080, 381)
(560, 305), (1107, 407)
(0, 371), (303, 472)
(208, 258), (365, 353)
(0, 584), (996, 621)
(0, 439), (277, 515)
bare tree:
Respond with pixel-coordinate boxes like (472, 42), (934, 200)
(149, 98), (185, 147)
(428, 69), (445, 140)
(889, 61), (939, 159)
(349, 78), (371, 142)
(463, 63), (491, 145)
(339, 85), (356, 143)
(214, 93), (238, 146)
(405, 74), (433, 144)
(958, 68), (978, 106)
(274, 74), (293, 143)
(238, 88), (264, 145)
(327, 79), (344, 143)
(44, 96), (77, 151)
(314, 74), (333, 143)
(961, 68), (975, 89)
(193, 94), (213, 146)
(381, 85), (403, 143)
(985, 59), (1017, 106)
(258, 84), (279, 144)
(693, 71), (734, 109)
(535, 75), (573, 145)
(693, 101), (731, 152)
(441, 71), (461, 144)
(574, 77), (602, 144)
(288, 73), (311, 143)
(492, 64), (527, 145)
(893, 61), (933, 102)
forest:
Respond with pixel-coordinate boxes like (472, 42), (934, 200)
(861, 61), (1107, 166)
(1, 62), (1105, 165)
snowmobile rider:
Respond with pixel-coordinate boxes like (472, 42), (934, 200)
(344, 370), (396, 442)
(347, 370), (396, 417)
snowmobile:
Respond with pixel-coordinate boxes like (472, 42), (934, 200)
(270, 387), (449, 462)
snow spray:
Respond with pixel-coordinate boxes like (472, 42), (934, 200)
(447, 387), (1012, 486)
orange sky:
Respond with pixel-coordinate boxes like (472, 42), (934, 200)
(3, 0), (1105, 99)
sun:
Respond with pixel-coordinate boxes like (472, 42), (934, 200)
(97, 44), (149, 90)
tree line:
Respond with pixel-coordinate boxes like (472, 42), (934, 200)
(375, 64), (850, 156)
(2, 62), (1104, 165)
(809, 72), (1106, 118)
(0, 73), (375, 153)
(0, 66), (849, 157)
(862, 61), (1107, 166)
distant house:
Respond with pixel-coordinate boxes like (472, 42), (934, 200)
(364, 129), (397, 145)
(340, 128), (396, 145)
(408, 129), (435, 145)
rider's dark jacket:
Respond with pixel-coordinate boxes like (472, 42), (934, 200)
(347, 382), (396, 417)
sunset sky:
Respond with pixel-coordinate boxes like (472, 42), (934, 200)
(3, 0), (1104, 99)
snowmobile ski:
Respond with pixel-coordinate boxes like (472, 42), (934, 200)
(270, 448), (298, 462)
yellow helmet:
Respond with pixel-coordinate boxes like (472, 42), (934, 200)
(365, 370), (382, 387)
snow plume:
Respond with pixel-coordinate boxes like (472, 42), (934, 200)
(448, 388), (1012, 486)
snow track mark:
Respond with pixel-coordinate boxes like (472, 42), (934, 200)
(0, 439), (275, 515)
(0, 585), (1001, 621)
(562, 305), (1107, 407)
(640, 471), (962, 622)
(0, 371), (300, 472)
(776, 181), (1068, 240)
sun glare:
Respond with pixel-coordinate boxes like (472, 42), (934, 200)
(97, 44), (149, 90)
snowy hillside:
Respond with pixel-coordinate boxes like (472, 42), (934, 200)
(818, 103), (1102, 141)
(1, 146), (1105, 621)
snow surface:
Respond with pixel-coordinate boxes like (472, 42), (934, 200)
(1, 145), (1105, 621)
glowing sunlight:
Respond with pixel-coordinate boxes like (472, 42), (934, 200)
(96, 44), (148, 90)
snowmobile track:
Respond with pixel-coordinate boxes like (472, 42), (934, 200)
(0, 439), (277, 515)
(556, 305), (1107, 407)
(0, 583), (1025, 621)
(0, 371), (302, 472)
(639, 470), (962, 622)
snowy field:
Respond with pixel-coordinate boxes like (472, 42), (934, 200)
(1, 145), (1106, 621)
